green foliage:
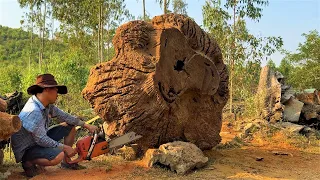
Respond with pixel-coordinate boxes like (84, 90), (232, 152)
(278, 58), (293, 78)
(287, 61), (320, 90)
(233, 61), (261, 99)
(49, 0), (132, 63)
(9, 0), (133, 117)
(289, 30), (320, 64)
(203, 0), (283, 114)
(225, 0), (269, 21)
(0, 65), (22, 94)
(280, 30), (320, 90)
(45, 54), (91, 115)
(0, 25), (30, 61)
(0, 59), (91, 117)
(267, 59), (276, 70)
(0, 26), (92, 116)
(203, 0), (283, 65)
(0, 25), (66, 64)
(172, 0), (188, 15)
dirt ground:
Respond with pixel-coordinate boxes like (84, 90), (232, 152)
(4, 121), (320, 180)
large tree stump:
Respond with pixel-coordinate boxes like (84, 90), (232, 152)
(82, 14), (229, 151)
(0, 112), (21, 141)
(0, 98), (7, 112)
(256, 66), (284, 123)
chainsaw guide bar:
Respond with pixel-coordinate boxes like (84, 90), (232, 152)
(108, 132), (142, 148)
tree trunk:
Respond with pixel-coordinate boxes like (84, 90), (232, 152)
(29, 5), (34, 72)
(100, 3), (104, 63)
(143, 0), (146, 20)
(98, 4), (101, 63)
(42, 2), (46, 69)
(82, 14), (229, 151)
(0, 98), (7, 112)
(39, 29), (42, 70)
(164, 0), (167, 14)
(0, 112), (21, 141)
(50, 17), (54, 61)
(106, 23), (110, 60)
(256, 66), (283, 122)
(229, 0), (236, 113)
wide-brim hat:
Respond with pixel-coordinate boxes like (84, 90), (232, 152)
(27, 74), (68, 95)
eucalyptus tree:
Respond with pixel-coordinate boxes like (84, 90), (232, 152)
(49, 0), (131, 64)
(172, 0), (187, 15)
(18, 0), (52, 70)
(156, 0), (170, 14)
(203, 0), (283, 113)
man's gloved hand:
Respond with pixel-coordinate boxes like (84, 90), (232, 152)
(84, 124), (99, 133)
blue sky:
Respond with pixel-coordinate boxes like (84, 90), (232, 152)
(1, 0), (319, 66)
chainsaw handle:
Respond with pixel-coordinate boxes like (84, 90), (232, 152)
(85, 130), (98, 160)
(64, 148), (83, 164)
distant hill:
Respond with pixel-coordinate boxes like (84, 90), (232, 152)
(0, 25), (31, 61)
(0, 25), (65, 62)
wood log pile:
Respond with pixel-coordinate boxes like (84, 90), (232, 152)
(0, 98), (21, 146)
(82, 14), (229, 151)
(0, 98), (21, 165)
(0, 96), (21, 141)
(0, 112), (21, 141)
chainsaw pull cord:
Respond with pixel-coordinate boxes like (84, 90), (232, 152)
(86, 130), (98, 160)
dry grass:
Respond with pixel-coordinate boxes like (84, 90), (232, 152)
(234, 119), (320, 154)
(1, 149), (18, 168)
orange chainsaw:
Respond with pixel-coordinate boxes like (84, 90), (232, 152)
(65, 130), (142, 164)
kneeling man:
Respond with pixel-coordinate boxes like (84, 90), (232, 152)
(11, 74), (98, 177)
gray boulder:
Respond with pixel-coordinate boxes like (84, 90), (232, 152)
(143, 141), (208, 174)
(283, 97), (304, 123)
(280, 122), (305, 133)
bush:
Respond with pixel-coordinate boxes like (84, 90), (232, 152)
(1, 51), (93, 118)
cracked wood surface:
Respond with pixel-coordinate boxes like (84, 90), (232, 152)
(82, 14), (229, 151)
(0, 112), (21, 141)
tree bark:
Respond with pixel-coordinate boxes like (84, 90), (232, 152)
(98, 4), (101, 63)
(143, 0), (146, 20)
(29, 4), (34, 72)
(256, 66), (283, 122)
(0, 112), (21, 141)
(82, 14), (229, 151)
(100, 3), (104, 63)
(164, 0), (167, 14)
(229, 0), (237, 113)
(42, 2), (46, 67)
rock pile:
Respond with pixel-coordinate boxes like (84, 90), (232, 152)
(256, 66), (320, 133)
